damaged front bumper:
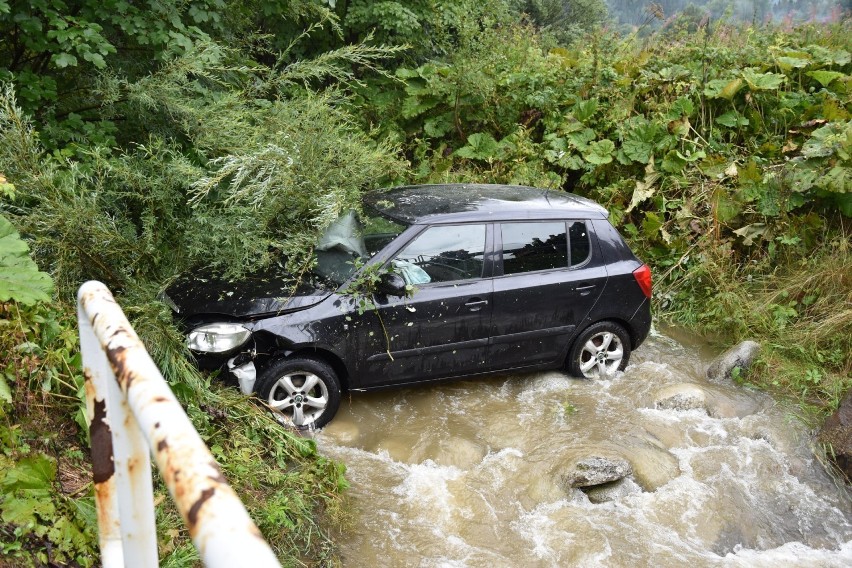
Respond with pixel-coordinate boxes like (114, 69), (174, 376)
(227, 353), (257, 395)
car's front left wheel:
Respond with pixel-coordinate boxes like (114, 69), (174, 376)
(256, 357), (342, 430)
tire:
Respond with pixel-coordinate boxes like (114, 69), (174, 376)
(255, 357), (342, 430)
(567, 321), (632, 379)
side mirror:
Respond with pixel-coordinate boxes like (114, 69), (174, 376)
(377, 272), (407, 296)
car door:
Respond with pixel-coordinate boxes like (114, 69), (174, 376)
(488, 220), (607, 369)
(356, 223), (494, 388)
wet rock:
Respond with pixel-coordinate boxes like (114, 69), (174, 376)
(627, 445), (681, 491)
(703, 388), (764, 419)
(561, 455), (632, 488)
(818, 391), (852, 482)
(582, 478), (642, 503)
(654, 383), (707, 412)
(706, 340), (761, 382)
(641, 421), (691, 449)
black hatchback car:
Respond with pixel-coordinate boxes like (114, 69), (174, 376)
(163, 184), (652, 429)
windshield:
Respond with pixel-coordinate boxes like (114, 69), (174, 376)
(313, 210), (408, 285)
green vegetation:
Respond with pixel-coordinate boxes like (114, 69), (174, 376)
(350, 12), (850, 420)
(1, 0), (850, 564)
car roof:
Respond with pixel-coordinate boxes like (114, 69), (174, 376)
(363, 184), (608, 224)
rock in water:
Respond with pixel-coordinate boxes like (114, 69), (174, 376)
(818, 391), (852, 482)
(655, 383), (707, 412)
(562, 455), (632, 488)
(707, 340), (761, 382)
(627, 445), (681, 491)
(583, 478), (642, 504)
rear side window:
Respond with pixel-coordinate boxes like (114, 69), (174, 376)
(501, 222), (568, 275)
(569, 221), (591, 266)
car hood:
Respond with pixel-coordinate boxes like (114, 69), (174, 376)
(164, 267), (334, 319)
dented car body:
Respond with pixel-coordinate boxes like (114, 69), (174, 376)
(164, 184), (652, 429)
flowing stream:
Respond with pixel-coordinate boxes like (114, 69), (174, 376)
(316, 327), (852, 567)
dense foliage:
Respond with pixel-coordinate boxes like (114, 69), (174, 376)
(348, 14), (851, 416)
(1, 0), (851, 564)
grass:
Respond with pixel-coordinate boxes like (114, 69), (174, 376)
(0, 299), (350, 566)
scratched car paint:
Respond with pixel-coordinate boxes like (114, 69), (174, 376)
(163, 184), (652, 429)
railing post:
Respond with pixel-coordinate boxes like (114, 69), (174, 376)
(78, 281), (281, 567)
(79, 299), (132, 566)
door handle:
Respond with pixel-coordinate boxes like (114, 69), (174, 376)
(576, 284), (596, 296)
(465, 299), (488, 311)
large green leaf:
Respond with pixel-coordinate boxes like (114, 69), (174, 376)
(582, 139), (615, 165)
(776, 56), (811, 72)
(802, 121), (852, 160)
(742, 68), (786, 91)
(573, 98), (598, 122)
(807, 71), (846, 88)
(1, 454), (56, 492)
(715, 111), (749, 128)
(715, 191), (742, 223)
(805, 46), (851, 66)
(423, 112), (454, 138)
(622, 118), (662, 164)
(454, 132), (500, 160)
(0, 215), (53, 305)
(704, 77), (745, 100)
(818, 166), (851, 194)
(567, 128), (596, 148)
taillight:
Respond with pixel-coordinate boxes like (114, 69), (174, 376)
(633, 264), (652, 299)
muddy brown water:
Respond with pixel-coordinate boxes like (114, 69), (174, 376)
(316, 328), (852, 567)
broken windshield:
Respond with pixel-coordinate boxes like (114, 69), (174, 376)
(313, 210), (407, 285)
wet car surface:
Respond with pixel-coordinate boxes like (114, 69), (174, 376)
(164, 184), (652, 429)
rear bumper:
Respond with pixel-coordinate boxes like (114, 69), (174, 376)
(628, 298), (652, 349)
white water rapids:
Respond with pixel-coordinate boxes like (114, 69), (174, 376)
(317, 328), (852, 567)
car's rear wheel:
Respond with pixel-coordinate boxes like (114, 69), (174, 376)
(256, 357), (341, 430)
(568, 322), (631, 379)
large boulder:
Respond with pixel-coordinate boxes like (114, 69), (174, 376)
(707, 340), (761, 382)
(561, 455), (632, 488)
(818, 391), (852, 482)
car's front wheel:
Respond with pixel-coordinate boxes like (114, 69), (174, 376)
(256, 357), (341, 430)
(567, 322), (632, 379)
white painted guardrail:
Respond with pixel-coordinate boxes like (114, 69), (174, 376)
(77, 280), (281, 567)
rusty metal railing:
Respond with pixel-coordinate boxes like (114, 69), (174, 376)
(77, 281), (281, 567)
